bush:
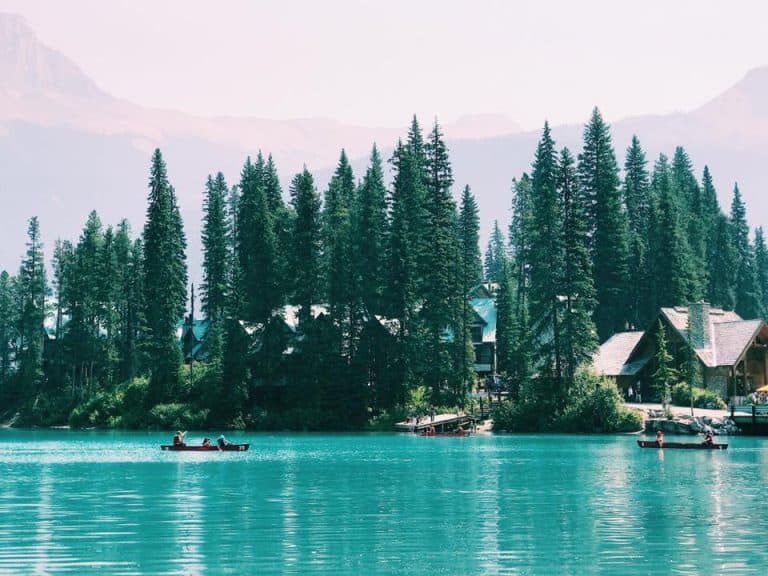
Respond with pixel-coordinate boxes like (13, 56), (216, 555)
(147, 403), (209, 430)
(68, 390), (124, 429)
(492, 370), (643, 433)
(670, 382), (727, 410)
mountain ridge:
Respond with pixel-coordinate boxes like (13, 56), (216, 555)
(1, 13), (766, 280)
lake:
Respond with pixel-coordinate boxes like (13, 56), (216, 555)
(1, 430), (767, 575)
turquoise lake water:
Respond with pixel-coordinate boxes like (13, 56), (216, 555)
(1, 430), (768, 575)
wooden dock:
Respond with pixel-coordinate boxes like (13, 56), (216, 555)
(395, 413), (477, 434)
(731, 404), (768, 435)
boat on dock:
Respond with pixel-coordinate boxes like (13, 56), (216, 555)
(636, 440), (727, 450)
(161, 443), (250, 452)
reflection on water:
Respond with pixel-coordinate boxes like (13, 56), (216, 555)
(1, 430), (768, 575)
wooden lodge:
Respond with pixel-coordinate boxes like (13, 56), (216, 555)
(593, 302), (768, 403)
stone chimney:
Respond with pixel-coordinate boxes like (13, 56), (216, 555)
(687, 301), (711, 349)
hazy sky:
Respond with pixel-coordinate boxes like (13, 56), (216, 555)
(1, 0), (767, 129)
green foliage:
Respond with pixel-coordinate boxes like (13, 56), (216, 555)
(652, 321), (677, 406)
(670, 382), (726, 410)
(578, 108), (629, 340)
(147, 403), (210, 430)
(493, 371), (642, 433)
(69, 390), (124, 428)
(406, 385), (431, 415)
(143, 149), (187, 403)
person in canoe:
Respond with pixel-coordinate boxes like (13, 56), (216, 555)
(202, 437), (212, 447)
(702, 430), (714, 446)
(173, 431), (186, 447)
(217, 434), (229, 449)
(655, 430), (664, 447)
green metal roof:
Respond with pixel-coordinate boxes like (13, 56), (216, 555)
(469, 297), (496, 342)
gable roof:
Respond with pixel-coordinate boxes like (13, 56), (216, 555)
(659, 306), (763, 368)
(469, 297), (496, 343)
(592, 331), (646, 376)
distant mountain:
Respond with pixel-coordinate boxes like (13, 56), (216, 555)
(1, 12), (766, 282)
(0, 13), (521, 275)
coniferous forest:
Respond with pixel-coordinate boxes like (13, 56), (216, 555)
(1, 110), (766, 431)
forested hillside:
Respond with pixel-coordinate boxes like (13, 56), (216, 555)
(1, 110), (764, 430)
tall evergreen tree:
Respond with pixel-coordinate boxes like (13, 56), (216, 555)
(754, 227), (768, 318)
(672, 147), (706, 299)
(458, 185), (482, 291)
(577, 108), (629, 339)
(17, 217), (47, 399)
(730, 184), (761, 318)
(708, 213), (736, 310)
(623, 136), (653, 327)
(558, 147), (598, 385)
(201, 172), (231, 323)
(509, 174), (534, 313)
(484, 221), (506, 283)
(290, 167), (322, 324)
(0, 271), (17, 396)
(143, 149), (187, 404)
(528, 122), (564, 392)
(652, 321), (677, 409)
(649, 154), (695, 308)
(495, 258), (514, 375)
(353, 144), (388, 314)
(323, 150), (356, 327)
(421, 120), (461, 401)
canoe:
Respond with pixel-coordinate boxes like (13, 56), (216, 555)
(419, 430), (470, 437)
(160, 443), (250, 452)
(636, 440), (727, 450)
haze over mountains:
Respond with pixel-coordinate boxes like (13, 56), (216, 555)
(1, 12), (767, 278)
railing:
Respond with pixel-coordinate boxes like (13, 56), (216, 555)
(731, 404), (768, 428)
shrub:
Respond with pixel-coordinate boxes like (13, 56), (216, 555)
(68, 390), (124, 429)
(671, 382), (727, 410)
(492, 371), (643, 434)
(147, 403), (209, 430)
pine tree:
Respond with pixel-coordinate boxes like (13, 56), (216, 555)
(754, 228), (768, 318)
(578, 108), (629, 339)
(201, 173), (231, 323)
(353, 144), (388, 314)
(0, 271), (17, 396)
(558, 147), (597, 386)
(509, 174), (534, 313)
(649, 154), (694, 308)
(65, 211), (107, 396)
(17, 217), (47, 399)
(528, 122), (564, 392)
(708, 213), (736, 310)
(458, 186), (482, 291)
(263, 154), (292, 293)
(384, 141), (419, 400)
(672, 147), (705, 299)
(652, 321), (677, 409)
(421, 120), (460, 401)
(623, 136), (653, 327)
(495, 258), (514, 374)
(484, 221), (506, 282)
(290, 167), (322, 325)
(143, 149), (187, 404)
(323, 150), (356, 326)
(730, 184), (761, 318)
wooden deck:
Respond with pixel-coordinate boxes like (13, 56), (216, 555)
(395, 413), (477, 434)
(731, 404), (768, 435)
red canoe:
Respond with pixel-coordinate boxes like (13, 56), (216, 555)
(636, 440), (727, 450)
(161, 443), (250, 452)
